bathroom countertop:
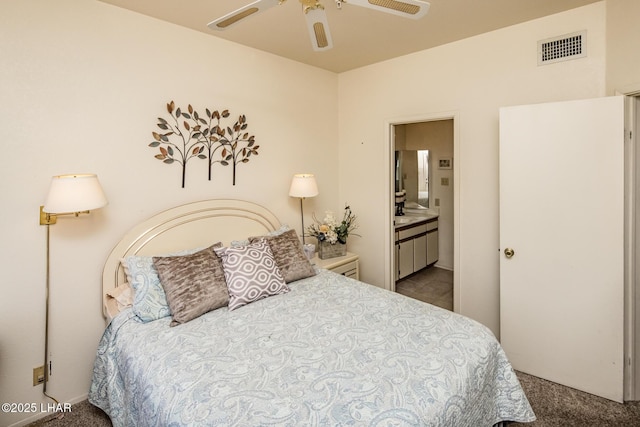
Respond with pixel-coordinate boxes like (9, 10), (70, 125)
(394, 211), (439, 229)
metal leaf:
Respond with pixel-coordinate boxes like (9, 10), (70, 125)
(242, 158), (249, 163)
(167, 146), (174, 156)
(157, 124), (168, 130)
(176, 107), (181, 118)
(154, 154), (165, 159)
(167, 101), (175, 114)
(198, 154), (207, 159)
(149, 142), (160, 147)
(222, 110), (229, 118)
(163, 159), (174, 164)
(152, 132), (162, 141)
(184, 121), (190, 130)
(221, 161), (229, 166)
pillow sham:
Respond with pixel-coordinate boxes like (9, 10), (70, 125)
(215, 239), (289, 311)
(122, 246), (205, 322)
(153, 245), (228, 326)
(105, 282), (134, 311)
(249, 228), (316, 283)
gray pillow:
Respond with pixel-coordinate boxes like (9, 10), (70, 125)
(249, 228), (316, 283)
(153, 244), (228, 326)
(215, 239), (289, 311)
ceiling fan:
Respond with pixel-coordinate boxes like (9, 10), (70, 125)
(207, 0), (430, 52)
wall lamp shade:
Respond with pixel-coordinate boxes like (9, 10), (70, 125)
(289, 174), (319, 198)
(43, 174), (108, 214)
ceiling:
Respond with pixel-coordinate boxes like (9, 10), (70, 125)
(99, 0), (600, 73)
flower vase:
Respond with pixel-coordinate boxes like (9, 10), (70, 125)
(318, 241), (346, 259)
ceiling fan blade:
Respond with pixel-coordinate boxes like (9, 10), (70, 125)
(345, 0), (430, 19)
(303, 4), (333, 51)
(207, 0), (283, 31)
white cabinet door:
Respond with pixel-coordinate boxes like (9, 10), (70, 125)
(426, 230), (438, 265)
(413, 234), (427, 271)
(397, 240), (414, 279)
(499, 96), (625, 402)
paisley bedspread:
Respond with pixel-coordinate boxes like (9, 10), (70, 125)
(89, 268), (535, 426)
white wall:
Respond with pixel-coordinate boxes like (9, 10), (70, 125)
(606, 0), (640, 94)
(338, 3), (607, 335)
(0, 1), (338, 425)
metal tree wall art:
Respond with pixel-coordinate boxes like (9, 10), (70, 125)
(149, 101), (259, 187)
(213, 113), (259, 186)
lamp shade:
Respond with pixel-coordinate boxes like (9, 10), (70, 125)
(43, 174), (108, 214)
(289, 174), (319, 198)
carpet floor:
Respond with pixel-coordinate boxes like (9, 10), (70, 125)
(26, 371), (640, 426)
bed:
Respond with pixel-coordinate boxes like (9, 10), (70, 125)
(89, 199), (535, 426)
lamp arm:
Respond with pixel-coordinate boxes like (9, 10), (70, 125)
(40, 206), (91, 225)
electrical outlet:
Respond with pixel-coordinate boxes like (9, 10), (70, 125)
(33, 366), (45, 386)
(434, 198), (440, 207)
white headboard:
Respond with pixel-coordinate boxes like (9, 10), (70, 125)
(102, 199), (281, 319)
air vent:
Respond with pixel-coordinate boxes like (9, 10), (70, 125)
(538, 31), (586, 66)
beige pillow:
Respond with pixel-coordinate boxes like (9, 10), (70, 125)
(249, 229), (316, 283)
(153, 245), (228, 326)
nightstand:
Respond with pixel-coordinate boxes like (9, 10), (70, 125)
(312, 252), (359, 280)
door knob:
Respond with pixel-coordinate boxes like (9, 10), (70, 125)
(504, 248), (515, 258)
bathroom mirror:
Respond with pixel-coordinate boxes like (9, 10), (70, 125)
(395, 149), (430, 209)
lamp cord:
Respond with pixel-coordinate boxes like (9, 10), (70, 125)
(43, 224), (64, 420)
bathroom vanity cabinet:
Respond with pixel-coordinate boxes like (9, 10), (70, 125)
(395, 217), (438, 280)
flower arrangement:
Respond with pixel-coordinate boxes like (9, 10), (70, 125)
(306, 205), (359, 245)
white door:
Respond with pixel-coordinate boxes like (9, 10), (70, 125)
(499, 96), (626, 402)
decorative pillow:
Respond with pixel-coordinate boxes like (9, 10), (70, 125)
(153, 245), (228, 326)
(215, 239), (289, 311)
(249, 228), (316, 283)
(230, 224), (290, 247)
(122, 246), (205, 322)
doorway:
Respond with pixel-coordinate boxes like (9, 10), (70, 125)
(386, 113), (459, 313)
